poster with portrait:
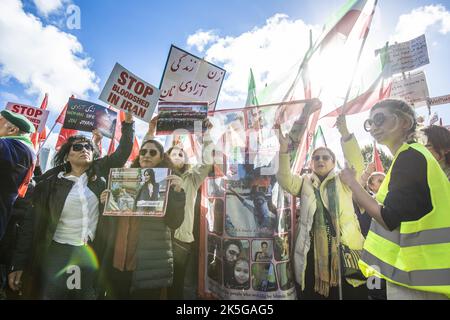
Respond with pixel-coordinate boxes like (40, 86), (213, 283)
(103, 168), (169, 217)
(63, 98), (117, 138)
(198, 101), (317, 300)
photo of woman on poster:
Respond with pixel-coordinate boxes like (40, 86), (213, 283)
(135, 169), (160, 212)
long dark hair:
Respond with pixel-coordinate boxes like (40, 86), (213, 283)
(53, 135), (100, 173)
(143, 168), (156, 184)
(423, 125), (450, 166)
(130, 139), (175, 170)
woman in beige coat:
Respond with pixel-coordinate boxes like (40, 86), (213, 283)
(275, 116), (365, 299)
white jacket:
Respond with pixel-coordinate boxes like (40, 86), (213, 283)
(276, 135), (365, 288)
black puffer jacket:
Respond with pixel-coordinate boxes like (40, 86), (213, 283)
(131, 189), (185, 290)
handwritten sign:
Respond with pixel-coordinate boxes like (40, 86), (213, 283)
(63, 98), (117, 138)
(5, 102), (49, 133)
(159, 45), (226, 110)
(156, 101), (208, 135)
(427, 94), (450, 107)
(384, 35), (429, 74)
(99, 63), (160, 123)
(390, 71), (429, 107)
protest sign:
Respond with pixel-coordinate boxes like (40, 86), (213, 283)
(6, 102), (49, 133)
(427, 94), (450, 107)
(390, 71), (429, 106)
(99, 63), (160, 123)
(378, 34), (429, 75)
(104, 168), (169, 217)
(156, 101), (208, 135)
(63, 98), (117, 138)
(159, 45), (226, 110)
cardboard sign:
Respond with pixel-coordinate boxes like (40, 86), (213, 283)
(427, 94), (450, 107)
(5, 102), (49, 133)
(99, 63), (160, 123)
(391, 71), (429, 107)
(63, 98), (117, 138)
(104, 168), (169, 217)
(159, 45), (226, 110)
(156, 101), (208, 135)
(381, 35), (430, 75)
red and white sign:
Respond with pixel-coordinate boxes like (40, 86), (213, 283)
(159, 45), (226, 111)
(427, 94), (450, 107)
(6, 102), (49, 133)
(99, 63), (160, 123)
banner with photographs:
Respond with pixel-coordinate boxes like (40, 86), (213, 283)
(104, 168), (169, 217)
(156, 101), (208, 135)
(198, 100), (318, 300)
(63, 98), (117, 138)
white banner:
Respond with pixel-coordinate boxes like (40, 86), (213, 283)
(390, 71), (429, 107)
(99, 63), (160, 123)
(427, 94), (450, 107)
(159, 45), (226, 110)
(5, 102), (49, 133)
(381, 35), (430, 75)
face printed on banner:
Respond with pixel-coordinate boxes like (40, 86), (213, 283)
(225, 244), (240, 264)
(234, 259), (250, 285)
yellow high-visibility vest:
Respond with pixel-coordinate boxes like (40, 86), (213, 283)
(359, 143), (450, 297)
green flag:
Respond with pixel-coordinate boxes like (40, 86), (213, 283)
(245, 68), (259, 107)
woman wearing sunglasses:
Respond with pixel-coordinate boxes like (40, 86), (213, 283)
(143, 117), (214, 299)
(10, 113), (135, 299)
(102, 138), (186, 300)
(340, 99), (450, 300)
(276, 116), (365, 300)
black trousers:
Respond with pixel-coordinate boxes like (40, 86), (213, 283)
(40, 241), (97, 300)
(168, 240), (198, 300)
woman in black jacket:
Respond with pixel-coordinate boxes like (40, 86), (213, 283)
(8, 113), (134, 299)
(101, 139), (185, 300)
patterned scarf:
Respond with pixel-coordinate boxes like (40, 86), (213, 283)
(312, 179), (339, 297)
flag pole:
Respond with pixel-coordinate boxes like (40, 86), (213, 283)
(341, 0), (379, 115)
(36, 120), (58, 156)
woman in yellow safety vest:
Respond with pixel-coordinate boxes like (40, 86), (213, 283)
(340, 99), (450, 300)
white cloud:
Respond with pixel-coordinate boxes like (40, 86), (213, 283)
(187, 30), (219, 52)
(392, 4), (450, 42)
(0, 0), (99, 113)
(187, 14), (320, 108)
(33, 0), (65, 17)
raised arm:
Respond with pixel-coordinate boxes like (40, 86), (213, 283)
(275, 127), (304, 196)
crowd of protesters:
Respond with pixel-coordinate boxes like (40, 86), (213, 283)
(0, 98), (449, 300)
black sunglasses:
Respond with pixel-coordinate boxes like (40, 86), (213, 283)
(364, 113), (387, 132)
(312, 155), (332, 162)
(140, 149), (158, 157)
(72, 143), (94, 152)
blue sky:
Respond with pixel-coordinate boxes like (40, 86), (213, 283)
(0, 0), (449, 154)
